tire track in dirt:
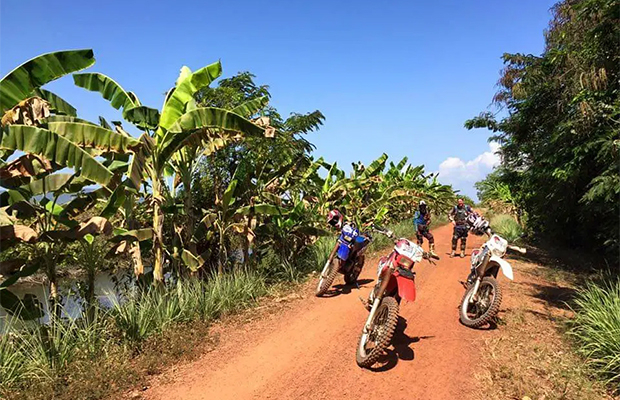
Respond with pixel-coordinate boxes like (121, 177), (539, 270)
(143, 224), (494, 400)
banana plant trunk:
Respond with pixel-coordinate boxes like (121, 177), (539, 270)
(125, 195), (144, 278)
(218, 224), (225, 275)
(242, 213), (253, 268)
(45, 254), (60, 319)
(183, 172), (197, 254)
(152, 174), (165, 284)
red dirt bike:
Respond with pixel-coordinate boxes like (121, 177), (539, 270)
(355, 230), (438, 368)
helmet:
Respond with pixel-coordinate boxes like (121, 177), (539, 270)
(327, 209), (343, 229)
(419, 200), (426, 206)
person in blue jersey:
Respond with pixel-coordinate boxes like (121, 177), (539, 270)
(413, 200), (437, 258)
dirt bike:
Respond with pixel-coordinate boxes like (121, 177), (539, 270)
(459, 228), (526, 328)
(315, 222), (372, 297)
(465, 212), (491, 236)
(355, 230), (438, 368)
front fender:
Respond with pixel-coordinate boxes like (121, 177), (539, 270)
(490, 255), (514, 281)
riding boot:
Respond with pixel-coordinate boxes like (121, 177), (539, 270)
(429, 243), (437, 258)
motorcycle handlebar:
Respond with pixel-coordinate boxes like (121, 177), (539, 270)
(370, 224), (393, 238)
(507, 244), (527, 254)
(423, 252), (440, 264)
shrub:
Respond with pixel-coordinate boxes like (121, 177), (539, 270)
(569, 275), (620, 388)
(490, 214), (523, 242)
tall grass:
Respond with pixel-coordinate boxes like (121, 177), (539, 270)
(0, 272), (268, 394)
(111, 271), (268, 343)
(491, 214), (523, 242)
(312, 236), (334, 270)
(0, 308), (112, 392)
(569, 275), (620, 388)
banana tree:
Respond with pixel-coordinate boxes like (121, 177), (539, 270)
(169, 94), (271, 264)
(0, 49), (154, 315)
(185, 162), (283, 274)
(0, 182), (115, 319)
(73, 61), (265, 282)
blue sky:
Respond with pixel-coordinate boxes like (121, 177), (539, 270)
(1, 0), (556, 199)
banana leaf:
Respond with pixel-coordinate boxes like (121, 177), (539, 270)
(157, 108), (264, 167)
(33, 88), (76, 116)
(46, 121), (141, 153)
(158, 61), (222, 134)
(123, 106), (160, 131)
(72, 72), (137, 110)
(1, 125), (114, 187)
(1, 49), (95, 114)
(231, 96), (269, 118)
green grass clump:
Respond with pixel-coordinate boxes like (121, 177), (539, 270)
(491, 214), (523, 242)
(569, 275), (620, 389)
(111, 271), (267, 343)
(1, 308), (112, 393)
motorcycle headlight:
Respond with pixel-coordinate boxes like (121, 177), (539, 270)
(396, 254), (414, 268)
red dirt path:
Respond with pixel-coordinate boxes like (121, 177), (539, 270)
(143, 224), (494, 400)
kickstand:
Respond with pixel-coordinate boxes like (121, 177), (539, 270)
(355, 281), (361, 290)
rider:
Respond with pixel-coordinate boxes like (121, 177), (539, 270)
(449, 198), (473, 258)
(326, 209), (344, 229)
(413, 200), (437, 258)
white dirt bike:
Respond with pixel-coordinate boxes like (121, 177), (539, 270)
(459, 220), (526, 328)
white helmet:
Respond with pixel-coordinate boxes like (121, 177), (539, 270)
(419, 200), (426, 206)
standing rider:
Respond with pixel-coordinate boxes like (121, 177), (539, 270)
(449, 198), (473, 258)
(413, 200), (437, 258)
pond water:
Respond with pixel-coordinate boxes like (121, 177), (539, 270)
(0, 270), (135, 330)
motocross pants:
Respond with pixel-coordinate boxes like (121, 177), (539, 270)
(452, 224), (468, 252)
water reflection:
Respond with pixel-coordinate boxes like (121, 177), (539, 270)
(0, 270), (135, 330)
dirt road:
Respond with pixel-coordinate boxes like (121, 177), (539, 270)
(144, 225), (494, 400)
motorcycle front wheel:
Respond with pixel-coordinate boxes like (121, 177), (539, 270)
(315, 258), (339, 297)
(356, 296), (399, 368)
(459, 276), (502, 328)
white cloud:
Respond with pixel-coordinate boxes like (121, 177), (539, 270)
(437, 142), (501, 198)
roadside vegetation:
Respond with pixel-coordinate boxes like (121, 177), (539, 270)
(569, 275), (620, 389)
(470, 0), (619, 394)
(0, 46), (456, 397)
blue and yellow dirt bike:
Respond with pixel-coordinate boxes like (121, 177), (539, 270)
(315, 222), (374, 297)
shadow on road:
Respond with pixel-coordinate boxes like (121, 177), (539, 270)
(322, 278), (375, 298)
(369, 317), (435, 372)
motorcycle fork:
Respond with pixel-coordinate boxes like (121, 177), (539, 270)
(470, 252), (491, 303)
(321, 242), (340, 278)
(469, 278), (482, 303)
(364, 267), (393, 332)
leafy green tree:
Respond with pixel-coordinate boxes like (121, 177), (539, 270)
(73, 62), (265, 282)
(465, 0), (619, 255)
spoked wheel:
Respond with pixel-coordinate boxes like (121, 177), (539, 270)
(459, 276), (502, 328)
(315, 258), (339, 297)
(356, 296), (399, 368)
